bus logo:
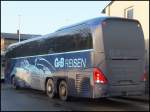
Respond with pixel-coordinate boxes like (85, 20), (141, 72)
(54, 57), (87, 68)
(54, 58), (65, 68)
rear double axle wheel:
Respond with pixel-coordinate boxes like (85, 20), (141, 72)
(59, 80), (69, 101)
(46, 79), (55, 99)
(46, 79), (69, 101)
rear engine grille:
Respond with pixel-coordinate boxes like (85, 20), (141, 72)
(76, 74), (90, 96)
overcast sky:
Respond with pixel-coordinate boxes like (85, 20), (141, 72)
(1, 1), (110, 35)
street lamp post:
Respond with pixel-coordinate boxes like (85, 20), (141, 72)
(18, 15), (21, 42)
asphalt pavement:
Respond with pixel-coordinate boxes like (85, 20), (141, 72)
(1, 82), (149, 111)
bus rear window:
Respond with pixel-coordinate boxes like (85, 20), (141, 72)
(102, 19), (144, 59)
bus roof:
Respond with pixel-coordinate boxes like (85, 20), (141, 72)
(5, 16), (139, 57)
(56, 16), (139, 32)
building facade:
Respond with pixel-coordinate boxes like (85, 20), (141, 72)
(102, 1), (149, 93)
(1, 33), (41, 53)
(1, 33), (41, 80)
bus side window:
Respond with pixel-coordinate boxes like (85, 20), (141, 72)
(47, 38), (55, 53)
(52, 29), (92, 53)
(53, 35), (72, 53)
(48, 48), (55, 54)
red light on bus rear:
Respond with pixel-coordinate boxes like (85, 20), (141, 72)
(142, 70), (147, 81)
(93, 68), (108, 84)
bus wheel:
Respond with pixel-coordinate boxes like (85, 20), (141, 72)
(59, 80), (68, 101)
(46, 79), (55, 99)
(12, 76), (19, 89)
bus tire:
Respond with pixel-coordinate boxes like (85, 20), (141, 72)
(11, 76), (19, 89)
(46, 78), (55, 99)
(59, 80), (69, 101)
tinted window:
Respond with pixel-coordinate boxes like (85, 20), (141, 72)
(54, 29), (92, 53)
(7, 27), (93, 58)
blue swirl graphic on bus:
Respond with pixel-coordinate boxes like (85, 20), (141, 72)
(35, 57), (55, 74)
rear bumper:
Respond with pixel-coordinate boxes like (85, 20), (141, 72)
(93, 82), (146, 98)
(107, 83), (145, 97)
(93, 83), (108, 98)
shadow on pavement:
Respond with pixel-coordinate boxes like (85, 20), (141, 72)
(114, 96), (149, 103)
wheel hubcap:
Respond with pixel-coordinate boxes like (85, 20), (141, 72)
(47, 84), (52, 93)
(61, 86), (66, 96)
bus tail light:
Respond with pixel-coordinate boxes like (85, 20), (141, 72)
(142, 70), (147, 81)
(93, 68), (108, 84)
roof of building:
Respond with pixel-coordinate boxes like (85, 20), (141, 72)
(101, 1), (114, 13)
(1, 32), (41, 40)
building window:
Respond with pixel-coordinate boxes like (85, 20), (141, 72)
(125, 7), (134, 19)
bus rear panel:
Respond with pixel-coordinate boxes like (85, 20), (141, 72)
(93, 18), (145, 98)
